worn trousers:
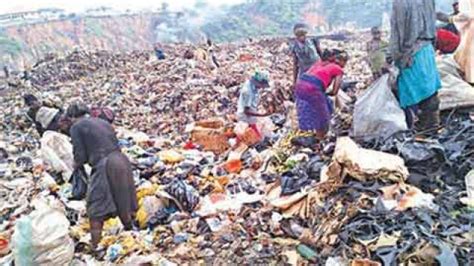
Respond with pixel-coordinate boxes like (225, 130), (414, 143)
(416, 92), (440, 134)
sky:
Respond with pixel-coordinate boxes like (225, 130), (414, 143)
(0, 0), (244, 15)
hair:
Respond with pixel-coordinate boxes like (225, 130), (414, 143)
(293, 23), (309, 36)
(184, 49), (194, 59)
(321, 49), (333, 60)
(66, 102), (90, 118)
(337, 51), (349, 60)
(371, 26), (381, 35)
(23, 94), (38, 106)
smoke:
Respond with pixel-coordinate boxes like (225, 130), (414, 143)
(152, 1), (228, 44)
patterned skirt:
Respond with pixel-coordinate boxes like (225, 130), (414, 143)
(294, 74), (333, 131)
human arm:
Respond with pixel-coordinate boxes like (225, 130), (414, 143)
(312, 37), (323, 58)
(436, 12), (450, 23)
(244, 106), (270, 117)
(328, 75), (343, 96)
(70, 124), (88, 169)
(293, 54), (299, 86)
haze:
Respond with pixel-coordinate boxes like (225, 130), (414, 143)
(0, 0), (245, 14)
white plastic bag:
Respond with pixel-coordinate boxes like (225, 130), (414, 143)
(40, 131), (74, 181)
(12, 199), (74, 266)
(353, 74), (407, 139)
(436, 55), (474, 111)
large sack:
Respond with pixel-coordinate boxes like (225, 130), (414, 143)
(353, 74), (407, 139)
(436, 55), (474, 111)
(40, 131), (74, 181)
(12, 198), (74, 266)
(332, 137), (409, 182)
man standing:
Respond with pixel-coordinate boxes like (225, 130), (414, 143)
(236, 70), (271, 138)
(390, 0), (441, 134)
(366, 26), (389, 79)
(290, 23), (322, 86)
(437, 1), (461, 34)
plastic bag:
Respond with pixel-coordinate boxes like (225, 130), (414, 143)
(12, 199), (74, 266)
(333, 137), (409, 182)
(70, 166), (88, 200)
(280, 166), (310, 196)
(436, 55), (474, 111)
(164, 180), (200, 212)
(353, 74), (407, 139)
(40, 131), (74, 181)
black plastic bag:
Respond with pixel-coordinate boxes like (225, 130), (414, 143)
(290, 136), (317, 148)
(70, 166), (88, 200)
(280, 166), (310, 196)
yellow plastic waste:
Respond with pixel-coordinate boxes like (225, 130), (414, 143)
(99, 235), (118, 247)
(136, 207), (148, 229)
(159, 150), (184, 163)
(104, 217), (120, 231)
(136, 184), (159, 202)
(120, 234), (142, 254)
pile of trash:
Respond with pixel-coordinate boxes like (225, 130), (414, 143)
(0, 35), (472, 265)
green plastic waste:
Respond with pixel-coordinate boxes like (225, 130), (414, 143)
(297, 244), (317, 261)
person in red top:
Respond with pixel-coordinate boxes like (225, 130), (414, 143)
(294, 51), (349, 139)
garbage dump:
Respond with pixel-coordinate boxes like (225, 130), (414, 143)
(0, 32), (472, 266)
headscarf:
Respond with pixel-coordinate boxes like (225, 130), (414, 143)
(90, 107), (115, 123)
(252, 69), (270, 85)
(36, 106), (60, 129)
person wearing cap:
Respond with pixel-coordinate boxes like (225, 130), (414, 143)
(294, 52), (349, 140)
(366, 26), (389, 79)
(236, 70), (271, 138)
(290, 23), (322, 86)
(23, 94), (64, 136)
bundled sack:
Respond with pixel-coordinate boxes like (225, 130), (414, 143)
(436, 55), (474, 111)
(40, 131), (74, 181)
(332, 137), (409, 182)
(12, 198), (74, 266)
(353, 74), (407, 140)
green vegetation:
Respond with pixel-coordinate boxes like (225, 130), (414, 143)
(201, 0), (394, 42)
(0, 35), (23, 57)
(85, 18), (104, 37)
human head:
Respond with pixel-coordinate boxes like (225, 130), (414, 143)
(66, 102), (90, 122)
(371, 26), (382, 40)
(293, 23), (309, 42)
(322, 49), (339, 63)
(251, 69), (270, 89)
(184, 49), (194, 59)
(58, 115), (73, 135)
(334, 51), (349, 68)
(23, 94), (40, 109)
(453, 1), (459, 14)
